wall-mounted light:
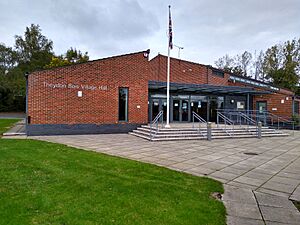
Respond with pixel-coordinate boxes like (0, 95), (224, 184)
(230, 99), (235, 104)
(78, 91), (83, 97)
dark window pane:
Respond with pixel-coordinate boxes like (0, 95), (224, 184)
(294, 101), (299, 115)
(212, 69), (224, 77)
(119, 88), (128, 121)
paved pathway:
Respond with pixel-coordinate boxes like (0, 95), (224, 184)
(0, 112), (25, 119)
(3, 119), (26, 136)
(27, 132), (300, 224)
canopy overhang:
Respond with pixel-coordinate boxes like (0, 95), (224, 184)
(148, 81), (271, 95)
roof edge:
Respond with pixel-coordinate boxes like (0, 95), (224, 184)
(30, 49), (150, 74)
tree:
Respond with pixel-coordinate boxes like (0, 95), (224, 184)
(253, 51), (266, 81)
(14, 24), (54, 72)
(215, 54), (235, 73)
(215, 52), (251, 76)
(239, 51), (252, 77)
(0, 24), (91, 112)
(44, 48), (89, 69)
(65, 48), (89, 63)
(0, 43), (18, 74)
(264, 39), (300, 91)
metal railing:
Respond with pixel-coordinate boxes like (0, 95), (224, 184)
(217, 111), (235, 136)
(150, 110), (163, 140)
(219, 109), (296, 135)
(237, 109), (295, 133)
(237, 111), (258, 136)
(192, 111), (207, 137)
(264, 111), (295, 131)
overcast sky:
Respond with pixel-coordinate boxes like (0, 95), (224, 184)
(0, 0), (299, 65)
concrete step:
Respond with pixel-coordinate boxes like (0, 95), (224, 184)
(140, 125), (273, 132)
(135, 129), (283, 136)
(3, 132), (26, 136)
(130, 124), (289, 141)
(129, 132), (151, 140)
(132, 130), (206, 138)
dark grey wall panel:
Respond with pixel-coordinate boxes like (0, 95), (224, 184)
(27, 123), (143, 136)
(224, 95), (248, 110)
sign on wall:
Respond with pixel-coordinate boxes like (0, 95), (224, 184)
(43, 82), (108, 91)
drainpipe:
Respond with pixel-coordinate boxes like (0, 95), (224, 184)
(292, 96), (295, 116)
(206, 67), (209, 84)
(247, 94), (250, 115)
(24, 72), (29, 135)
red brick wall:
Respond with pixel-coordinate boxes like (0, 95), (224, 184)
(28, 52), (298, 126)
(28, 52), (150, 125)
(149, 55), (229, 86)
(253, 92), (294, 117)
(229, 79), (295, 117)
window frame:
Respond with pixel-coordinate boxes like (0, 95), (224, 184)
(118, 87), (129, 122)
(212, 69), (224, 78)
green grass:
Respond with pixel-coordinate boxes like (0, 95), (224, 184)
(0, 118), (20, 135)
(293, 201), (300, 212)
(0, 138), (226, 225)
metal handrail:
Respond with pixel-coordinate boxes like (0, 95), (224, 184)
(192, 111), (206, 137)
(237, 112), (258, 136)
(265, 112), (295, 134)
(218, 109), (295, 134)
(217, 111), (234, 136)
(150, 110), (163, 140)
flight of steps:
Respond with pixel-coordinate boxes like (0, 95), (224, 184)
(129, 125), (289, 141)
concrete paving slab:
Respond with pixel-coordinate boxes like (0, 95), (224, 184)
(226, 216), (264, 225)
(260, 205), (300, 224)
(254, 192), (298, 211)
(223, 201), (262, 220)
(256, 188), (291, 198)
(223, 185), (256, 204)
(262, 181), (297, 194)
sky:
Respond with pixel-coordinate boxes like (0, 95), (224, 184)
(0, 0), (299, 65)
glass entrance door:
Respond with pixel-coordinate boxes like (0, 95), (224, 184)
(182, 100), (189, 121)
(191, 100), (208, 121)
(209, 98), (218, 122)
(190, 96), (208, 121)
(162, 99), (167, 121)
(209, 96), (224, 122)
(173, 100), (180, 121)
(150, 98), (167, 122)
(151, 99), (160, 121)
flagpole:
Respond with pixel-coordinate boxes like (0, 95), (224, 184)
(166, 40), (171, 128)
(165, 5), (171, 128)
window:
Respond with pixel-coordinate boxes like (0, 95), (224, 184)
(294, 101), (299, 115)
(237, 101), (245, 110)
(212, 69), (224, 78)
(119, 88), (128, 121)
(256, 101), (267, 113)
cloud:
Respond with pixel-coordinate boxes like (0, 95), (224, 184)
(0, 0), (159, 58)
(0, 0), (299, 64)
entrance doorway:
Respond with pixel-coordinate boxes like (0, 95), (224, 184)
(209, 96), (224, 122)
(256, 101), (267, 113)
(172, 99), (189, 122)
(149, 95), (224, 123)
(150, 98), (167, 121)
(190, 100), (208, 121)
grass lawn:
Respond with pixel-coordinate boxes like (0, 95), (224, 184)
(0, 118), (20, 135)
(293, 201), (300, 212)
(0, 119), (226, 225)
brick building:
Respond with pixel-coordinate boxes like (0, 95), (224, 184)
(26, 49), (300, 135)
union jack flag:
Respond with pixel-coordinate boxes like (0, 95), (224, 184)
(168, 5), (173, 49)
